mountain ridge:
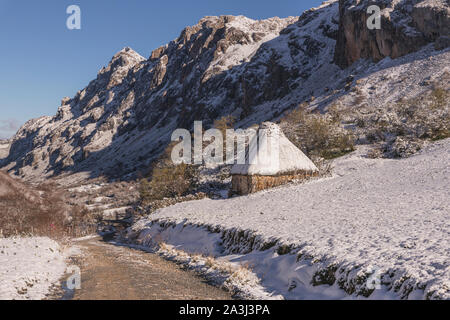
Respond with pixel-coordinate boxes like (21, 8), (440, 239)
(1, 0), (449, 184)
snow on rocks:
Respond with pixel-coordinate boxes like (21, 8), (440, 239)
(203, 15), (297, 80)
(68, 183), (106, 193)
(0, 237), (69, 300)
(102, 206), (132, 221)
(124, 139), (450, 300)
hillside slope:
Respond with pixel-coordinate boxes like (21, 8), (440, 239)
(0, 171), (75, 237)
(124, 138), (450, 300)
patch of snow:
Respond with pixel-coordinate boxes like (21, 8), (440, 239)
(71, 235), (100, 242)
(152, 242), (280, 300)
(205, 16), (297, 78)
(102, 206), (131, 220)
(68, 183), (105, 193)
(86, 203), (112, 211)
(0, 237), (69, 300)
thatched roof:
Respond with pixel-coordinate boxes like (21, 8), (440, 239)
(231, 122), (318, 176)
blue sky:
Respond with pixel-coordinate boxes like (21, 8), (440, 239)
(0, 0), (321, 138)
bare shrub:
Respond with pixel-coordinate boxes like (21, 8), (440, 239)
(355, 87), (449, 157)
(311, 156), (333, 177)
(367, 146), (384, 159)
(280, 103), (355, 160)
(139, 144), (199, 204)
(430, 88), (447, 110)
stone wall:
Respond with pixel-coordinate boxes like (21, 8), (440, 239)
(231, 171), (318, 195)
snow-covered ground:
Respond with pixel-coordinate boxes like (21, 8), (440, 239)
(125, 139), (450, 300)
(0, 237), (72, 300)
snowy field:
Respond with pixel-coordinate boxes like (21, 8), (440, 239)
(0, 237), (69, 300)
(126, 139), (450, 299)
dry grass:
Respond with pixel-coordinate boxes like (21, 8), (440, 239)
(0, 171), (94, 238)
(158, 242), (260, 294)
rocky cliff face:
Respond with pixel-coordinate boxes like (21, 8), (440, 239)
(335, 0), (450, 67)
(1, 0), (449, 183)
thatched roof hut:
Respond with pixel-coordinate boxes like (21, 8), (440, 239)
(231, 122), (318, 195)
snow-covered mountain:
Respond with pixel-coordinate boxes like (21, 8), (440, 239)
(1, 0), (449, 182)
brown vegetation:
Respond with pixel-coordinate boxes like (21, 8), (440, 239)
(0, 171), (93, 238)
(280, 103), (355, 159)
(139, 143), (199, 205)
(231, 171), (319, 195)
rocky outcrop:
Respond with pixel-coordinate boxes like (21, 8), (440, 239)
(335, 0), (450, 67)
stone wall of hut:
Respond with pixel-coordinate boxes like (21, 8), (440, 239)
(231, 171), (318, 195)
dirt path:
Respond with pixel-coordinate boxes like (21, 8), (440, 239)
(70, 238), (232, 300)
